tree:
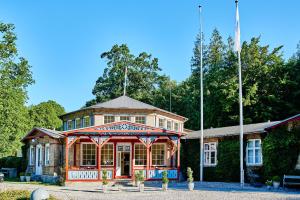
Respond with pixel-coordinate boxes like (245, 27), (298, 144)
(0, 22), (34, 157)
(29, 100), (65, 130)
(87, 44), (162, 106)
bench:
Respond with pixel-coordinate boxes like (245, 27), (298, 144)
(283, 175), (300, 188)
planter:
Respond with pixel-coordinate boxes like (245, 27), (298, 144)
(188, 182), (194, 191)
(25, 176), (31, 182)
(102, 184), (108, 193)
(273, 181), (280, 189)
(20, 176), (25, 182)
(162, 183), (168, 191)
(136, 181), (141, 187)
(139, 183), (144, 192)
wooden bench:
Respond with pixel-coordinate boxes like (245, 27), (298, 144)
(283, 175), (300, 188)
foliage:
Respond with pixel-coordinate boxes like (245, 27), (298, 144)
(187, 167), (194, 183)
(0, 156), (26, 173)
(262, 126), (300, 179)
(162, 171), (169, 184)
(0, 22), (34, 157)
(272, 176), (281, 182)
(0, 190), (57, 200)
(28, 100), (65, 130)
(102, 169), (108, 185)
(138, 170), (145, 182)
(265, 180), (272, 186)
(19, 172), (25, 176)
(215, 139), (240, 182)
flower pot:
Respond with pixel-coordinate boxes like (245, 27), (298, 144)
(139, 183), (144, 192)
(102, 184), (108, 193)
(20, 176), (25, 182)
(136, 181), (141, 187)
(25, 176), (31, 182)
(162, 183), (168, 191)
(188, 182), (194, 191)
(273, 182), (280, 189)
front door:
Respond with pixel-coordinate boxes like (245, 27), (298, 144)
(35, 145), (43, 175)
(116, 144), (131, 177)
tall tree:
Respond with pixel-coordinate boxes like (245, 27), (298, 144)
(86, 44), (163, 106)
(0, 22), (34, 157)
(29, 100), (65, 130)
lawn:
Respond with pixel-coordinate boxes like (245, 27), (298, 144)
(0, 190), (57, 200)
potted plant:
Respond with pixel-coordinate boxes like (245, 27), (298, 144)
(272, 176), (281, 189)
(134, 171), (140, 187)
(162, 171), (169, 191)
(187, 167), (194, 191)
(25, 172), (31, 182)
(138, 171), (145, 192)
(102, 170), (109, 193)
(265, 180), (272, 190)
(19, 172), (25, 182)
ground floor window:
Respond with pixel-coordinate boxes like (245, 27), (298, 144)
(204, 142), (217, 166)
(134, 144), (146, 165)
(81, 143), (96, 166)
(152, 144), (166, 166)
(44, 143), (50, 165)
(101, 143), (114, 166)
(29, 145), (34, 165)
(246, 139), (262, 166)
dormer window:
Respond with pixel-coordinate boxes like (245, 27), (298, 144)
(120, 116), (131, 122)
(84, 116), (90, 127)
(104, 115), (115, 124)
(135, 116), (146, 124)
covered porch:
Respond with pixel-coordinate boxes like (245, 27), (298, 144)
(64, 122), (181, 182)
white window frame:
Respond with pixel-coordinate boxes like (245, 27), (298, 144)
(29, 145), (34, 165)
(158, 118), (165, 129)
(67, 120), (72, 130)
(120, 115), (131, 122)
(80, 142), (97, 166)
(83, 116), (91, 127)
(134, 143), (147, 166)
(246, 139), (263, 166)
(104, 115), (115, 124)
(75, 118), (81, 129)
(135, 116), (146, 124)
(151, 143), (167, 166)
(101, 143), (114, 166)
(44, 143), (50, 166)
(167, 120), (172, 130)
(204, 142), (217, 167)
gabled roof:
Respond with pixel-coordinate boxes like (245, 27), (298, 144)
(265, 114), (300, 130)
(21, 127), (64, 142)
(61, 95), (187, 120)
(184, 121), (279, 139)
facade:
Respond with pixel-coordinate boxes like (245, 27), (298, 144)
(22, 95), (187, 182)
(183, 114), (300, 181)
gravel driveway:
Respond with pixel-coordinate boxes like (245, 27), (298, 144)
(2, 182), (300, 200)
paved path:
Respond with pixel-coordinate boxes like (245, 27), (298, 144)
(1, 181), (300, 200)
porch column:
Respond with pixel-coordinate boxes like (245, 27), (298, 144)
(131, 142), (134, 178)
(65, 137), (69, 181)
(98, 145), (101, 180)
(177, 138), (180, 180)
(146, 146), (150, 179)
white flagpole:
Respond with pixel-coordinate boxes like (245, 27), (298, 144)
(235, 0), (244, 187)
(123, 65), (128, 96)
(199, 5), (204, 182)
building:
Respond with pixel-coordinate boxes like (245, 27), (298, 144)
(183, 114), (300, 181)
(22, 95), (187, 182)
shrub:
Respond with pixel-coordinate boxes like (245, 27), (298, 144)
(102, 170), (108, 185)
(265, 180), (272, 186)
(272, 176), (281, 182)
(187, 167), (194, 183)
(138, 171), (144, 182)
(162, 171), (169, 184)
(0, 190), (57, 200)
(0, 156), (26, 173)
(19, 172), (25, 176)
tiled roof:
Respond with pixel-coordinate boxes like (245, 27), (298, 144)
(36, 128), (64, 138)
(183, 121), (279, 139)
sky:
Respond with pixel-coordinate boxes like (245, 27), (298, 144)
(0, 0), (299, 112)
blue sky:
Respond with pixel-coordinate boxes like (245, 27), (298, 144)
(1, 0), (299, 112)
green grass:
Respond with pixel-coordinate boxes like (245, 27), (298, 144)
(0, 190), (57, 200)
(4, 177), (59, 186)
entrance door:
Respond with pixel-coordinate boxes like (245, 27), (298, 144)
(35, 145), (43, 175)
(116, 144), (131, 177)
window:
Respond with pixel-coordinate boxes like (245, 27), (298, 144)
(81, 143), (96, 166)
(159, 118), (165, 128)
(135, 116), (146, 124)
(75, 118), (81, 129)
(67, 120), (72, 130)
(174, 122), (179, 132)
(84, 116), (90, 127)
(246, 139), (262, 166)
(101, 144), (114, 166)
(104, 116), (115, 124)
(29, 145), (34, 165)
(167, 121), (172, 130)
(204, 142), (217, 166)
(134, 144), (147, 165)
(152, 144), (166, 166)
(45, 143), (50, 166)
(120, 116), (131, 121)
